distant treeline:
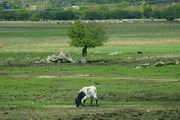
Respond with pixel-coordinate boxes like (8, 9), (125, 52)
(0, 4), (179, 21)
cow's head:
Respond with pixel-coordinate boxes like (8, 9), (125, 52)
(75, 91), (86, 107)
(75, 98), (81, 107)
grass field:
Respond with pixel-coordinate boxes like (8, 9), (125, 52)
(0, 21), (180, 119)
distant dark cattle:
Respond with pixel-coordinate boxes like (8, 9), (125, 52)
(75, 86), (98, 107)
(137, 51), (143, 54)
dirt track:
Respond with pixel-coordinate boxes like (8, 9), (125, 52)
(73, 109), (180, 120)
(1, 106), (180, 120)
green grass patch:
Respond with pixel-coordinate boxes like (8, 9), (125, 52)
(0, 21), (179, 119)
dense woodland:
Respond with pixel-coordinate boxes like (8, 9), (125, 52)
(0, 0), (179, 21)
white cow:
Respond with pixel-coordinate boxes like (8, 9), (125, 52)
(75, 86), (98, 107)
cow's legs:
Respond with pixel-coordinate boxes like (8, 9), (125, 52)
(96, 99), (98, 105)
(83, 99), (86, 105)
(81, 96), (87, 106)
(93, 94), (99, 106)
(90, 97), (93, 105)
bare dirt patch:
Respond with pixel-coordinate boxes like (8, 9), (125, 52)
(1, 107), (180, 120)
(73, 109), (180, 120)
(38, 75), (57, 79)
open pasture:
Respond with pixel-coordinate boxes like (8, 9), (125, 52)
(0, 21), (180, 119)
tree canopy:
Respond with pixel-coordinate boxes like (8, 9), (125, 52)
(68, 21), (107, 63)
(68, 21), (107, 48)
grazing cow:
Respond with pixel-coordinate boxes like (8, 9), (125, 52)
(75, 86), (98, 107)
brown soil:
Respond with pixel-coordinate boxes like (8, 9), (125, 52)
(1, 107), (180, 120)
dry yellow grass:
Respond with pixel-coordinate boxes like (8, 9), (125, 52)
(0, 33), (179, 52)
(105, 39), (180, 46)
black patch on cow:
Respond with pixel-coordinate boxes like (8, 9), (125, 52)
(75, 91), (86, 107)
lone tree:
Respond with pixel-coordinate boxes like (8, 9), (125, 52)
(68, 21), (107, 64)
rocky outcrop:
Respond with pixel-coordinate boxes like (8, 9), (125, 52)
(134, 63), (151, 69)
(134, 59), (179, 69)
(36, 52), (76, 64)
(154, 61), (166, 67)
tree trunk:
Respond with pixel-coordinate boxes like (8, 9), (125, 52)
(81, 46), (88, 64)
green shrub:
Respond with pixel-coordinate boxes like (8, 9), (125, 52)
(16, 11), (30, 21)
(0, 3), (179, 21)
(84, 10), (104, 20)
(29, 11), (42, 21)
(0, 11), (17, 20)
(54, 10), (79, 20)
(128, 10), (142, 19)
(143, 5), (153, 18)
(165, 4), (180, 21)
